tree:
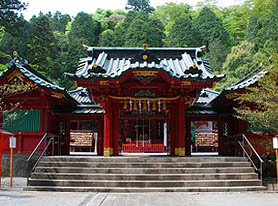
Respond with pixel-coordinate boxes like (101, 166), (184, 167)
(124, 12), (165, 47)
(223, 4), (251, 46)
(235, 54), (278, 131)
(28, 15), (58, 79)
(0, 0), (27, 34)
(68, 12), (101, 47)
(126, 0), (154, 14)
(215, 41), (268, 91)
(155, 3), (192, 37)
(99, 29), (115, 47)
(207, 38), (229, 73)
(168, 16), (199, 47)
(49, 11), (71, 33)
(193, 7), (230, 48)
(245, 15), (261, 48)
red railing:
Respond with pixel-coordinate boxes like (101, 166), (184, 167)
(122, 143), (165, 153)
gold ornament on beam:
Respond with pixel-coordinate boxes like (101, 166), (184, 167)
(143, 100), (147, 111)
(143, 44), (148, 51)
(152, 100), (157, 111)
(123, 99), (128, 110)
(133, 100), (138, 111)
(162, 100), (167, 110)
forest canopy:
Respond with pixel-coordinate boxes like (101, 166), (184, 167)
(0, 0), (277, 91)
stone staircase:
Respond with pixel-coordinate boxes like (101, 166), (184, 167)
(24, 156), (266, 192)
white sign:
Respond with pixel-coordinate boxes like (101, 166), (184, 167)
(273, 136), (278, 149)
(163, 123), (167, 147)
(9, 136), (16, 148)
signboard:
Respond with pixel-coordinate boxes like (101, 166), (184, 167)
(273, 136), (278, 149)
(9, 137), (16, 149)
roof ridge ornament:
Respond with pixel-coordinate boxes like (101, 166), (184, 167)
(130, 44), (160, 64)
(8, 51), (28, 66)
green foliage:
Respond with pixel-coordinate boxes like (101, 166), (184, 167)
(126, 0), (154, 14)
(207, 38), (229, 73)
(68, 12), (101, 46)
(99, 30), (115, 47)
(168, 16), (199, 47)
(245, 15), (261, 47)
(155, 3), (192, 36)
(0, 63), (8, 72)
(235, 54), (278, 131)
(50, 11), (71, 33)
(28, 16), (58, 78)
(193, 7), (230, 47)
(215, 41), (268, 91)
(0, 0), (27, 34)
(125, 12), (165, 47)
(223, 5), (251, 46)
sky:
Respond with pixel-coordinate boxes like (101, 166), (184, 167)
(22, 0), (244, 19)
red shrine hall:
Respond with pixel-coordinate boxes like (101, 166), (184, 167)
(0, 46), (269, 157)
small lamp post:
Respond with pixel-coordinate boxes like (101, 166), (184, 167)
(273, 136), (278, 184)
(9, 136), (16, 188)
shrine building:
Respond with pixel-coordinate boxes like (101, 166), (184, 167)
(0, 46), (268, 159)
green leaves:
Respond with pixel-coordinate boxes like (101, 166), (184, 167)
(235, 54), (278, 132)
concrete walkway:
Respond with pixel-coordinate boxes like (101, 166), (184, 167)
(0, 177), (278, 206)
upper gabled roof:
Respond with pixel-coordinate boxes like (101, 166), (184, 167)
(0, 57), (65, 92)
(0, 56), (77, 104)
(65, 47), (224, 81)
(211, 69), (268, 105)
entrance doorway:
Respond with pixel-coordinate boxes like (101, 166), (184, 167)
(120, 114), (168, 153)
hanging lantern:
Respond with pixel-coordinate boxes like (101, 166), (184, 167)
(123, 99), (128, 110)
(152, 100), (157, 111)
(143, 100), (147, 111)
(139, 100), (142, 112)
(147, 100), (150, 111)
(133, 100), (138, 111)
(158, 100), (161, 112)
(129, 99), (133, 111)
(162, 100), (167, 111)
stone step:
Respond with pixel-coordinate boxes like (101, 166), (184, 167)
(24, 185), (266, 192)
(31, 172), (258, 181)
(37, 161), (251, 168)
(28, 179), (261, 187)
(41, 156), (248, 163)
(35, 167), (255, 174)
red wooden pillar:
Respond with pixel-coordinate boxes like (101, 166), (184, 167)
(104, 98), (113, 156)
(169, 106), (176, 156)
(177, 98), (185, 156)
(97, 118), (104, 156)
(113, 105), (120, 156)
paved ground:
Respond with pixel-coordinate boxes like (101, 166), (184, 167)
(1, 177), (278, 206)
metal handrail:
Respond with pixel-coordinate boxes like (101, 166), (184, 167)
(230, 134), (264, 185)
(26, 133), (48, 162)
(26, 133), (60, 185)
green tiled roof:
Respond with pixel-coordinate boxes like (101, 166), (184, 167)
(65, 47), (224, 81)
